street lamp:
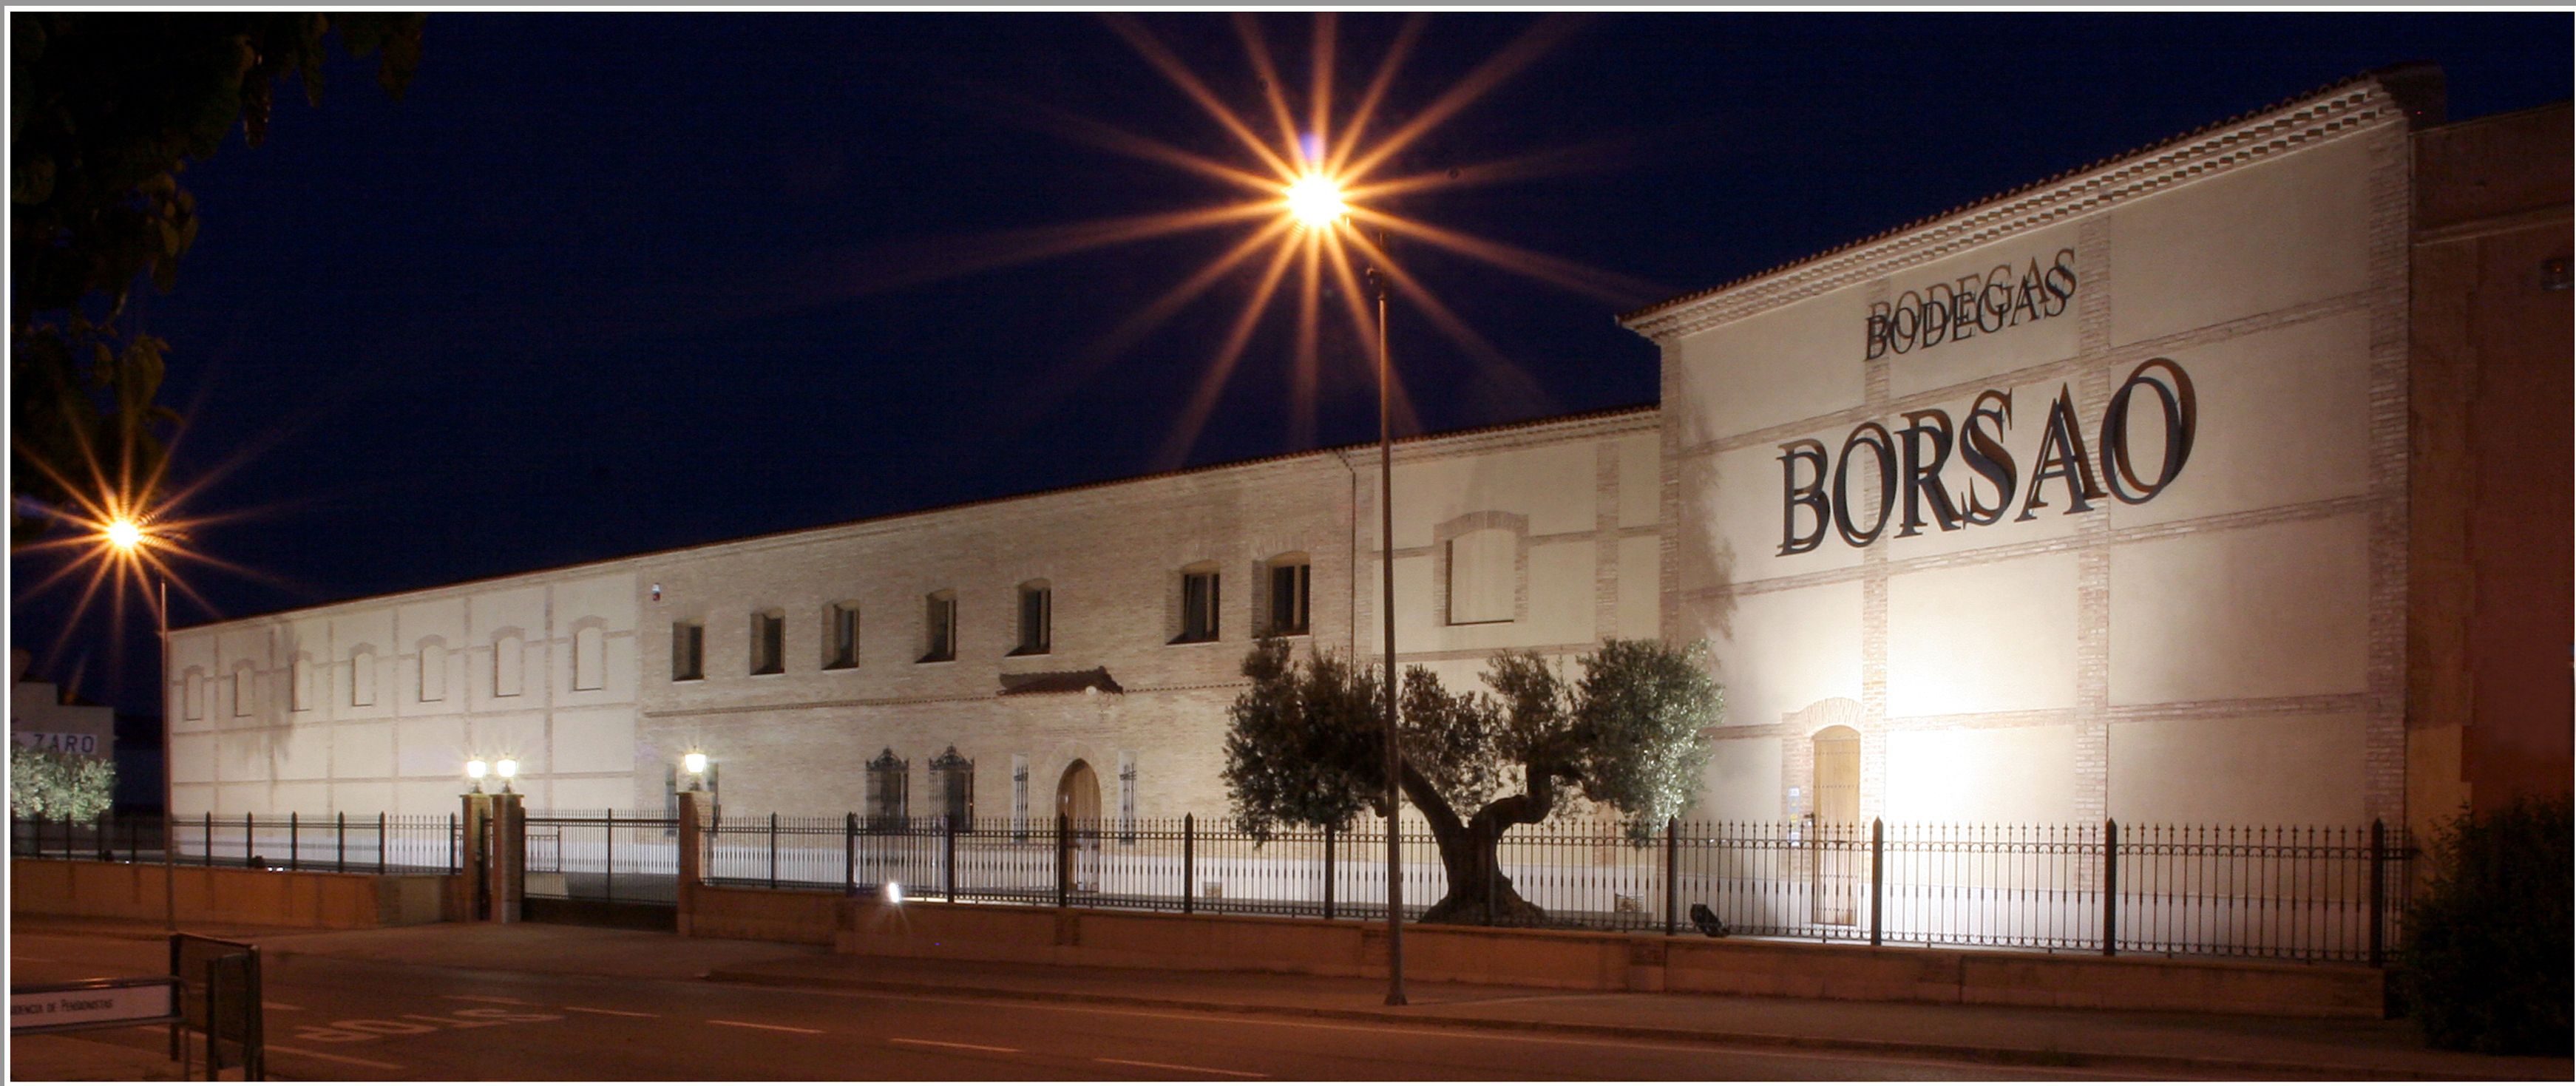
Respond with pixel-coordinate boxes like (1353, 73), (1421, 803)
(1287, 174), (1346, 229)
(495, 758), (519, 795)
(682, 750), (708, 787)
(1279, 170), (1406, 1007)
(1364, 246), (1406, 1009)
(104, 519), (174, 934)
(465, 758), (489, 794)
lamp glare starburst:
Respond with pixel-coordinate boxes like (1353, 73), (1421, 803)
(1285, 173), (1347, 228)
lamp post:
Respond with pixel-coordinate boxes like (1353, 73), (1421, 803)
(466, 758), (488, 794)
(1366, 255), (1406, 1008)
(1289, 174), (1406, 1007)
(495, 758), (519, 795)
(104, 520), (177, 932)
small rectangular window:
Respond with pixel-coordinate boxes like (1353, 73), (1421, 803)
(823, 604), (858, 670)
(1269, 561), (1311, 636)
(749, 611), (784, 675)
(672, 622), (705, 681)
(234, 667), (257, 716)
(182, 671), (204, 720)
(351, 653), (376, 707)
(572, 628), (604, 691)
(495, 634), (525, 696)
(1176, 570), (1220, 643)
(291, 658), (314, 711)
(921, 593), (956, 663)
(1014, 583), (1051, 655)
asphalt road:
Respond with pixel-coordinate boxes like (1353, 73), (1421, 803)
(10, 931), (2143, 1081)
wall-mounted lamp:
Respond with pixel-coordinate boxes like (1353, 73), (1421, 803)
(495, 758), (520, 795)
(465, 758), (489, 794)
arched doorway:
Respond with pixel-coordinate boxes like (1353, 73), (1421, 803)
(1810, 726), (1861, 925)
(1057, 760), (1102, 893)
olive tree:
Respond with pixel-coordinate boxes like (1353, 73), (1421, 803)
(1222, 637), (1721, 925)
(10, 744), (116, 821)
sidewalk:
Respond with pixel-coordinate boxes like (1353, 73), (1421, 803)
(701, 951), (2568, 1081)
(16, 915), (2569, 1079)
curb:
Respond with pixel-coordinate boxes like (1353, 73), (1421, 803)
(699, 968), (2454, 1080)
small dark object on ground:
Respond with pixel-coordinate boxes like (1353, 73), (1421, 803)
(1689, 903), (1729, 937)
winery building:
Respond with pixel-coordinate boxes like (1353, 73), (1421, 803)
(163, 67), (2570, 847)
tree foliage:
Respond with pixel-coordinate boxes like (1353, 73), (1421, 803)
(10, 13), (426, 548)
(9, 744), (117, 821)
(2395, 796), (2572, 1055)
(1223, 637), (1721, 923)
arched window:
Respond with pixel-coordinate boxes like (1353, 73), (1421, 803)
(494, 633), (526, 696)
(1448, 527), (1517, 625)
(181, 668), (206, 720)
(418, 640), (447, 702)
(866, 748), (909, 830)
(571, 627), (605, 690)
(350, 648), (378, 707)
(931, 746), (975, 829)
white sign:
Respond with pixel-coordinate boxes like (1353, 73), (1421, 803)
(10, 979), (176, 1033)
(13, 731), (103, 756)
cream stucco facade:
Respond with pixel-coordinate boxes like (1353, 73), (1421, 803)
(166, 410), (1662, 824)
(169, 72), (2447, 835)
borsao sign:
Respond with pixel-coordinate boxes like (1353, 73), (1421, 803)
(1777, 357), (2197, 555)
(1865, 248), (2078, 359)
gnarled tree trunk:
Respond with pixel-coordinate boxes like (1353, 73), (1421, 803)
(1397, 758), (1560, 926)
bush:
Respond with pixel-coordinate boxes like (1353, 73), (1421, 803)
(2394, 796), (2572, 1054)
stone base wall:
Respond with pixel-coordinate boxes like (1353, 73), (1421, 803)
(10, 858), (460, 929)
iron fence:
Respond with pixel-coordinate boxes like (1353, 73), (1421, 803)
(523, 809), (679, 905)
(12, 807), (2412, 963)
(10, 812), (460, 875)
(689, 812), (2412, 965)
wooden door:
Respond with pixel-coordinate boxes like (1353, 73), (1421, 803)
(1057, 760), (1101, 892)
(1811, 727), (1860, 926)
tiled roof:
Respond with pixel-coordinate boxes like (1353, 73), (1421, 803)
(998, 667), (1124, 697)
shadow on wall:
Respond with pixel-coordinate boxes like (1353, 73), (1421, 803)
(1682, 459), (1741, 645)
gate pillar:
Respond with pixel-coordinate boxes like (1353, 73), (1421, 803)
(489, 791), (526, 923)
(677, 790), (705, 936)
(461, 793), (493, 920)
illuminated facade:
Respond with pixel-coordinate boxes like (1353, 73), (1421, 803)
(165, 69), (2569, 841)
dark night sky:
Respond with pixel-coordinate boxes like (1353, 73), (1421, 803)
(12, 12), (2568, 719)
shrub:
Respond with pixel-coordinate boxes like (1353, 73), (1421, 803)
(2394, 796), (2572, 1054)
